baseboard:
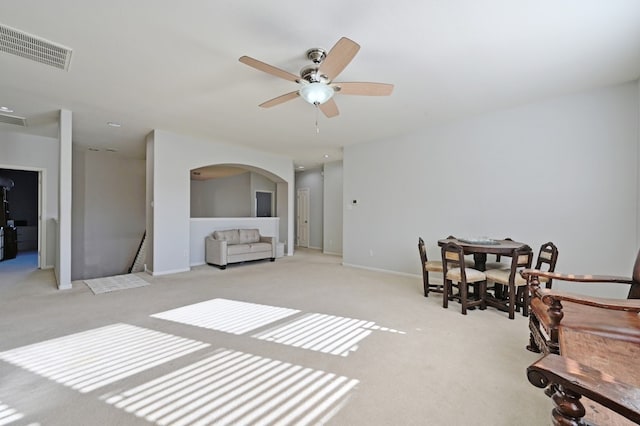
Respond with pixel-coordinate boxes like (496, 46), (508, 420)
(149, 267), (191, 276)
(341, 262), (422, 279)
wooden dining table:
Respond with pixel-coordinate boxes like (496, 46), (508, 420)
(437, 237), (527, 271)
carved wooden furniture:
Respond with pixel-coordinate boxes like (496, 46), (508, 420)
(522, 248), (640, 355)
(524, 289), (640, 425)
(527, 352), (640, 425)
(441, 241), (486, 315)
(484, 245), (533, 319)
(522, 251), (640, 425)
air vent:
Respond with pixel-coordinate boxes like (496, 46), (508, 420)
(0, 113), (27, 127)
(0, 23), (72, 70)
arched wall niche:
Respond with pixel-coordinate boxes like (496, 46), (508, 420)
(187, 162), (291, 268)
(189, 163), (286, 219)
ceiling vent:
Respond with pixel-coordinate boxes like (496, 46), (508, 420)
(0, 113), (27, 127)
(0, 23), (72, 71)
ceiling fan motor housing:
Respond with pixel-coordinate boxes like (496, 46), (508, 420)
(300, 65), (330, 84)
(306, 48), (326, 64)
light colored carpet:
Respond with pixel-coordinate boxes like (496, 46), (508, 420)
(84, 273), (149, 294)
(0, 248), (551, 425)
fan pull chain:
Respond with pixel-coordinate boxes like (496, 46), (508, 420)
(314, 102), (320, 133)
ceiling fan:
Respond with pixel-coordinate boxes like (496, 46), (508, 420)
(239, 37), (393, 118)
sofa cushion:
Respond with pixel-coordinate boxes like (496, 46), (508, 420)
(213, 229), (240, 245)
(239, 229), (260, 244)
(227, 242), (272, 256)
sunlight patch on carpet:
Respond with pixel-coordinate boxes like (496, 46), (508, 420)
(0, 401), (24, 426)
(150, 299), (300, 335)
(84, 274), (149, 295)
(0, 324), (209, 393)
(101, 348), (358, 426)
(253, 313), (406, 357)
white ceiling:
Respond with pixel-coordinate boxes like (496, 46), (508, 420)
(1, 1), (639, 169)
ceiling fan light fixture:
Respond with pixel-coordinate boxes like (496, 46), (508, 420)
(299, 82), (334, 105)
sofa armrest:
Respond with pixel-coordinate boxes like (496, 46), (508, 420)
(260, 235), (276, 258)
(206, 236), (228, 266)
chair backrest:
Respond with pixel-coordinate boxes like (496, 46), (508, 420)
(495, 237), (514, 262)
(508, 244), (533, 277)
(441, 241), (468, 281)
(535, 242), (559, 288)
(629, 248), (640, 299)
(418, 237), (427, 264)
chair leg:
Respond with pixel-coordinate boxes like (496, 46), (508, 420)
(508, 283), (515, 320)
(443, 279), (449, 308)
(522, 287), (530, 317)
(526, 332), (541, 353)
(460, 281), (467, 315)
(424, 271), (430, 297)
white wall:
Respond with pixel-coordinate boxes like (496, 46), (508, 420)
(323, 161), (343, 255)
(637, 79), (640, 248)
(295, 169), (324, 250)
(191, 172), (251, 217)
(0, 130), (59, 269)
(147, 130), (294, 275)
(72, 150), (146, 280)
(190, 171), (278, 218)
(344, 82), (639, 298)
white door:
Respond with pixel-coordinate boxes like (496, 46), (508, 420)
(296, 188), (310, 247)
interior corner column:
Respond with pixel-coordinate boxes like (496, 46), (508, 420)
(57, 109), (72, 289)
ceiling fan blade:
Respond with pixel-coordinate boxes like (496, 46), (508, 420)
(239, 56), (299, 82)
(318, 37), (360, 81)
(259, 91), (299, 108)
(319, 98), (339, 118)
(334, 82), (394, 96)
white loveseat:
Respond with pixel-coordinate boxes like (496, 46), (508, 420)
(205, 228), (276, 269)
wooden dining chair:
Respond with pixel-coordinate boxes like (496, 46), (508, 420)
(441, 241), (487, 315)
(418, 237), (444, 297)
(485, 237), (514, 271)
(484, 237), (514, 300)
(419, 236), (472, 297)
(484, 245), (534, 319)
(515, 241), (558, 314)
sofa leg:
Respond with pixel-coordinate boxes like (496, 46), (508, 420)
(270, 258), (275, 262)
(219, 265), (227, 270)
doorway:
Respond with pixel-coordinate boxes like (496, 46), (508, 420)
(255, 191), (273, 217)
(0, 168), (42, 271)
